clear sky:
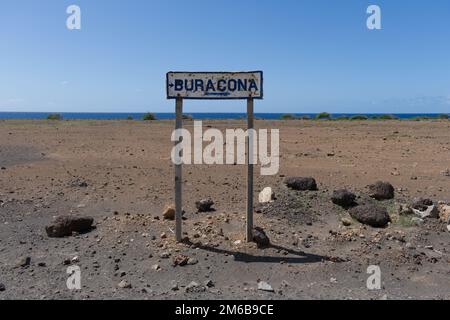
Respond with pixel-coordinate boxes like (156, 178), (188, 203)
(1, 0), (449, 113)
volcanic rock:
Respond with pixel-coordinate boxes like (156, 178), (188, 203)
(172, 254), (189, 267)
(411, 198), (434, 211)
(15, 256), (31, 268)
(285, 177), (318, 191)
(163, 205), (176, 220)
(349, 204), (390, 228)
(259, 187), (275, 203)
(253, 227), (270, 248)
(118, 280), (132, 289)
(331, 189), (356, 207)
(195, 199), (215, 212)
(46, 215), (94, 238)
(368, 181), (395, 200)
(257, 281), (274, 292)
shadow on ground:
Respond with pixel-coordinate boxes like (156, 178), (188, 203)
(184, 239), (331, 264)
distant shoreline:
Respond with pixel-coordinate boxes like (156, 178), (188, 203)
(0, 112), (448, 121)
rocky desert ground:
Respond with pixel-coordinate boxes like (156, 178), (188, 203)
(0, 119), (449, 300)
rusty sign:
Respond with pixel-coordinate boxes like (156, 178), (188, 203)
(166, 71), (263, 100)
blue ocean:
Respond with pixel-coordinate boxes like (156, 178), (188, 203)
(0, 112), (446, 120)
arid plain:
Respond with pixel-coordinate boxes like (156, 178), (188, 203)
(0, 119), (449, 299)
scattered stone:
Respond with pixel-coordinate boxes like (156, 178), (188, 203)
(160, 252), (171, 259)
(441, 169), (450, 177)
(252, 227), (270, 248)
(349, 204), (390, 228)
(447, 225), (450, 233)
(186, 281), (198, 289)
(151, 264), (161, 271)
(15, 256), (31, 268)
(368, 181), (395, 200)
(331, 189), (356, 207)
(285, 177), (318, 191)
(187, 258), (198, 265)
(204, 280), (214, 288)
(411, 199), (439, 219)
(257, 281), (274, 292)
(398, 204), (414, 216)
(185, 281), (205, 293)
(259, 187), (275, 203)
(37, 262), (46, 267)
(116, 270), (126, 277)
(0, 283), (5, 292)
(172, 254), (189, 267)
(341, 217), (352, 227)
(78, 181), (88, 188)
(170, 281), (179, 291)
(411, 217), (424, 226)
(45, 215), (94, 238)
(411, 198), (434, 211)
(412, 205), (439, 219)
(405, 242), (415, 250)
(438, 205), (450, 222)
(71, 256), (80, 263)
(195, 199), (215, 212)
(163, 205), (175, 220)
(118, 280), (132, 289)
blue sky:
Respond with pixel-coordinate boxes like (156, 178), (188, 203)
(1, 0), (449, 113)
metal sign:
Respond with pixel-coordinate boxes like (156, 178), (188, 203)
(166, 71), (263, 100)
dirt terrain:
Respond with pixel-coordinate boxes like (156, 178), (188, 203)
(0, 119), (449, 300)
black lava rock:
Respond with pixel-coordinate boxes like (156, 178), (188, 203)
(285, 177), (318, 191)
(368, 181), (395, 200)
(252, 227), (270, 248)
(46, 215), (94, 238)
(331, 189), (357, 207)
(195, 199), (215, 212)
(349, 204), (390, 228)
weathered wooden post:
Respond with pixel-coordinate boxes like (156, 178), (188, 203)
(246, 97), (254, 242)
(175, 96), (183, 242)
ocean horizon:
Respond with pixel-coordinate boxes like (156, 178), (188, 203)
(0, 112), (448, 120)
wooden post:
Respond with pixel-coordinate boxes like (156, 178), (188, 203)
(175, 97), (183, 242)
(246, 97), (254, 242)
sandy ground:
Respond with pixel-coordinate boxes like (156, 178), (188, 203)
(0, 119), (449, 300)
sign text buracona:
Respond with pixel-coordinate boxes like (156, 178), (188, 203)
(166, 71), (263, 100)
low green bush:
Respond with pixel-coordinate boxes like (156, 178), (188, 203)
(378, 114), (398, 120)
(334, 116), (350, 121)
(350, 115), (369, 120)
(316, 112), (331, 120)
(280, 114), (296, 120)
(47, 113), (62, 120)
(142, 113), (157, 121)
